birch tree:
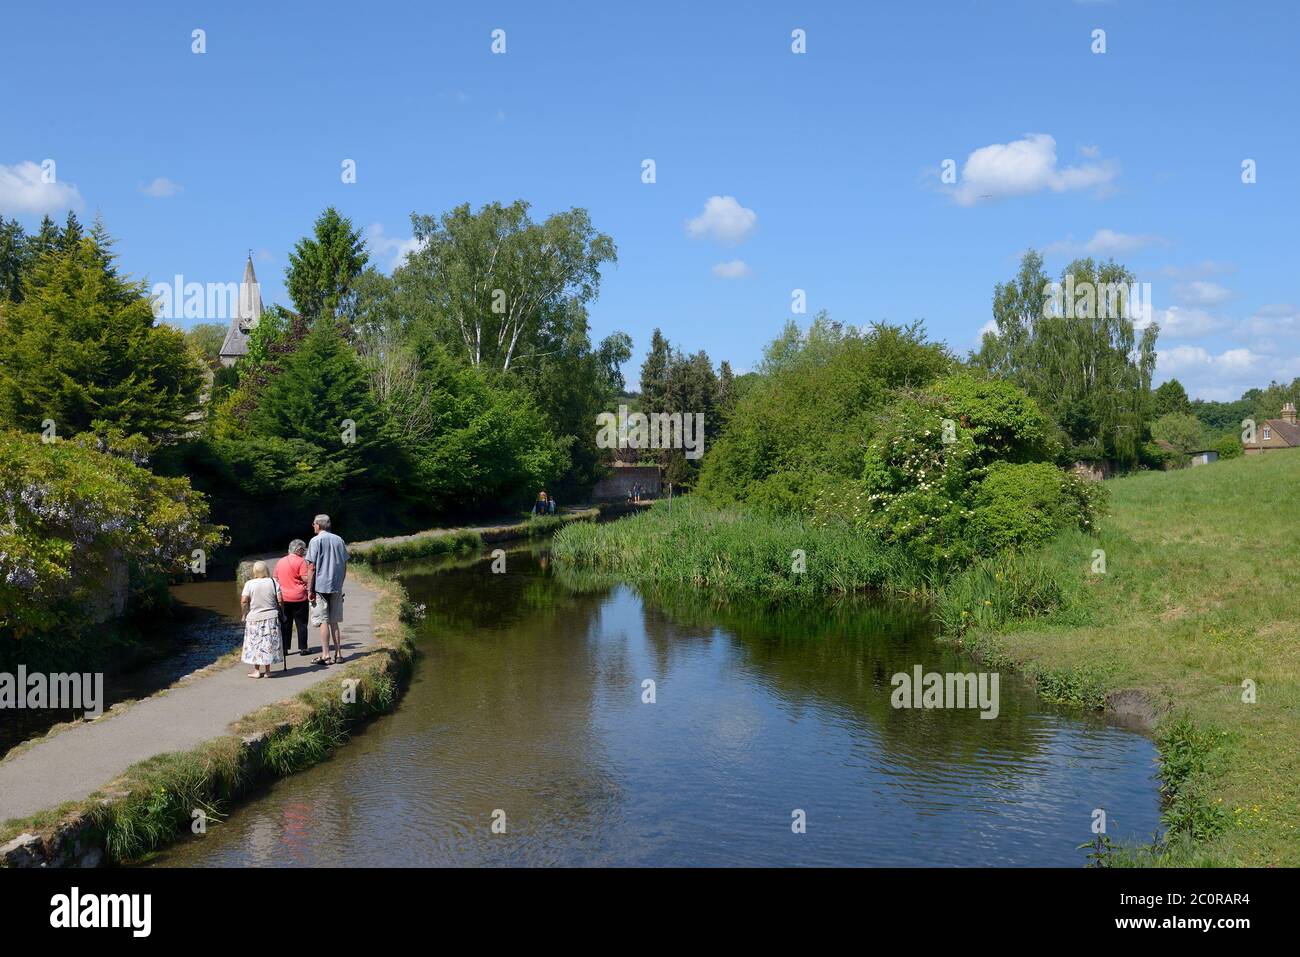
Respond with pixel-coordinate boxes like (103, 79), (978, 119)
(399, 201), (616, 372)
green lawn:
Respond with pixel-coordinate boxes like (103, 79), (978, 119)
(964, 450), (1300, 865)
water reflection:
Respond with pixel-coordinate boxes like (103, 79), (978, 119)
(1, 580), (241, 758)
(154, 547), (1161, 867)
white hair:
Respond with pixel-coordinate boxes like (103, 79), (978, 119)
(314, 514), (331, 531)
(250, 560), (270, 579)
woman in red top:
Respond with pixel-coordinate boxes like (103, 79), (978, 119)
(275, 539), (311, 656)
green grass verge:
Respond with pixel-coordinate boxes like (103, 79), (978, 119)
(349, 510), (591, 566)
(942, 451), (1300, 865)
(0, 565), (416, 865)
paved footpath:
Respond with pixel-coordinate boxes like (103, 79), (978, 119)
(0, 557), (379, 823)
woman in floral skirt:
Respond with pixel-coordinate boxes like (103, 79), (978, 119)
(240, 560), (284, 678)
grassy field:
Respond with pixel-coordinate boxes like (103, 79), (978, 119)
(554, 452), (1300, 866)
(951, 450), (1300, 866)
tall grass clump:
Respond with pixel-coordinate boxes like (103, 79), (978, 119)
(357, 528), (483, 565)
(552, 499), (926, 600)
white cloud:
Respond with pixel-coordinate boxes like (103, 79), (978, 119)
(947, 133), (1118, 206)
(366, 223), (425, 271)
(1152, 306), (1231, 340)
(1171, 280), (1231, 306)
(711, 259), (751, 279)
(1243, 304), (1300, 341)
(140, 177), (183, 198)
(1045, 228), (1166, 257)
(1159, 260), (1233, 279)
(686, 195), (757, 243)
(1153, 345), (1300, 402)
(0, 160), (83, 216)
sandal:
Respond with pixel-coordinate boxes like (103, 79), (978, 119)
(247, 672), (263, 679)
(312, 656), (330, 665)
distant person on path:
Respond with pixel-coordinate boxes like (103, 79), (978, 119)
(275, 539), (311, 656)
(305, 514), (348, 665)
(532, 490), (549, 516)
(547, 495), (556, 514)
(240, 561), (284, 678)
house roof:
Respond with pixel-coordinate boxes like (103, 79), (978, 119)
(1257, 419), (1300, 446)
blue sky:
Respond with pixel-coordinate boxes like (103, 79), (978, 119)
(3, 0), (1297, 400)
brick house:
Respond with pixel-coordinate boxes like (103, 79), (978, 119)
(1244, 402), (1300, 454)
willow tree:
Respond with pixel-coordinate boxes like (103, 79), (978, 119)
(976, 250), (1158, 465)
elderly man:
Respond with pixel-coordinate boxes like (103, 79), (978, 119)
(304, 514), (349, 665)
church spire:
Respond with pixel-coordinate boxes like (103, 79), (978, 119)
(238, 252), (262, 328)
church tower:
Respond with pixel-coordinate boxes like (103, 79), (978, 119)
(218, 254), (263, 367)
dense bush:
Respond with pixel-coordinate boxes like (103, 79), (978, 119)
(0, 430), (224, 657)
(1215, 434), (1243, 460)
(697, 317), (952, 511)
(972, 461), (1104, 551)
(855, 372), (1088, 565)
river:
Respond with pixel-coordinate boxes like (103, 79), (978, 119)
(154, 543), (1162, 866)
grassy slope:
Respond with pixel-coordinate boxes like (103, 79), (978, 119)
(965, 450), (1300, 866)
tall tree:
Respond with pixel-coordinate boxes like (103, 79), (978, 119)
(248, 318), (397, 486)
(0, 217), (29, 303)
(640, 328), (671, 406)
(0, 235), (203, 439)
(716, 360), (736, 421)
(1152, 378), (1191, 418)
(975, 251), (1158, 465)
(286, 207), (369, 323)
(400, 200), (617, 371)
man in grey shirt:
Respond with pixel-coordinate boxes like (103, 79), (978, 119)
(305, 513), (349, 664)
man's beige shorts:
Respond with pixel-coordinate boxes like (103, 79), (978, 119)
(311, 592), (343, 625)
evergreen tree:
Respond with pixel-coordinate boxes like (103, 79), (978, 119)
(30, 215), (61, 259)
(248, 318), (398, 487)
(56, 211), (84, 253)
(0, 235), (203, 439)
(640, 328), (671, 408)
(1152, 379), (1191, 418)
(286, 207), (369, 323)
(716, 360), (736, 421)
(0, 217), (28, 303)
